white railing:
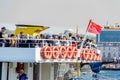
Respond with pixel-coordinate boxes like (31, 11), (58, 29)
(0, 38), (97, 50)
(0, 38), (74, 48)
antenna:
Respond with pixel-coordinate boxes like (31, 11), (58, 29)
(106, 20), (108, 26)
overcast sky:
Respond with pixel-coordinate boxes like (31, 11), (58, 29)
(0, 0), (120, 34)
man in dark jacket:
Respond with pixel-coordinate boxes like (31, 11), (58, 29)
(0, 27), (6, 47)
(17, 69), (28, 80)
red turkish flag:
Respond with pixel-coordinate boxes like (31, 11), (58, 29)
(87, 20), (103, 34)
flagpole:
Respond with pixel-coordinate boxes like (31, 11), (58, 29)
(78, 19), (92, 58)
(77, 19), (91, 77)
(76, 24), (78, 35)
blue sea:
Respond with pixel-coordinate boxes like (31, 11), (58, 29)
(79, 70), (120, 80)
(99, 70), (120, 80)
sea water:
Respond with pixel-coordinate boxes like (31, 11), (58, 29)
(99, 70), (120, 80)
(79, 70), (120, 80)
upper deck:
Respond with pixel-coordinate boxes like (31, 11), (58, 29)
(0, 38), (102, 63)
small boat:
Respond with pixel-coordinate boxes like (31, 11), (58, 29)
(102, 67), (120, 71)
(102, 64), (120, 71)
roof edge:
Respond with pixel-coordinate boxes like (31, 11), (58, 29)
(15, 24), (50, 28)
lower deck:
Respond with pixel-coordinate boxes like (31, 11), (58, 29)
(1, 62), (71, 80)
(0, 47), (102, 80)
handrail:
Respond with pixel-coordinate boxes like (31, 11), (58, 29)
(0, 38), (74, 48)
(0, 38), (74, 41)
(0, 38), (96, 49)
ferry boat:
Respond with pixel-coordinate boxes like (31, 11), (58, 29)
(0, 24), (103, 80)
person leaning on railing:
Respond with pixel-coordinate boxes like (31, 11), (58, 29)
(9, 34), (15, 47)
(60, 36), (68, 46)
(34, 35), (40, 47)
(0, 31), (97, 49)
(0, 27), (7, 47)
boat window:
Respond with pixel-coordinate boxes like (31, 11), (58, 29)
(103, 47), (105, 50)
(108, 52), (111, 58)
(103, 52), (106, 58)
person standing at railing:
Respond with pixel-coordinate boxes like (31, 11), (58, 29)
(19, 32), (26, 47)
(60, 36), (67, 46)
(53, 35), (60, 46)
(39, 34), (47, 47)
(34, 35), (40, 47)
(0, 27), (6, 47)
(9, 34), (15, 47)
(76, 36), (83, 49)
(45, 34), (52, 46)
(71, 37), (77, 47)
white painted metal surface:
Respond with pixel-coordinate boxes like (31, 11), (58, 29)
(0, 48), (36, 62)
(1, 63), (7, 80)
(0, 47), (81, 63)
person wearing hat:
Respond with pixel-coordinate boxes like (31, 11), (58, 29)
(0, 27), (6, 47)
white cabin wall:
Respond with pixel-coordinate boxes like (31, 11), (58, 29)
(27, 63), (33, 80)
(24, 63), (28, 73)
(2, 63), (17, 80)
(22, 63), (33, 80)
(40, 63), (51, 80)
(50, 63), (54, 80)
(9, 63), (18, 80)
(1, 63), (7, 80)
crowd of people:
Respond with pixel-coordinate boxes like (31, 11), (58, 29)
(0, 27), (97, 49)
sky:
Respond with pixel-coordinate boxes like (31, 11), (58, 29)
(0, 0), (120, 34)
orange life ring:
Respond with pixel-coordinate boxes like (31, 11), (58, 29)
(91, 54), (94, 61)
(81, 49), (85, 53)
(59, 46), (67, 58)
(72, 47), (78, 59)
(80, 49), (85, 56)
(93, 54), (97, 61)
(96, 55), (100, 61)
(40, 46), (48, 58)
(80, 49), (87, 54)
(66, 47), (73, 59)
(88, 50), (94, 61)
(40, 46), (52, 59)
(80, 49), (84, 59)
(80, 49), (89, 60)
(96, 54), (102, 61)
(92, 50), (96, 55)
(89, 50), (93, 55)
(51, 46), (59, 59)
(84, 49), (88, 54)
(81, 53), (89, 60)
(88, 54), (93, 61)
